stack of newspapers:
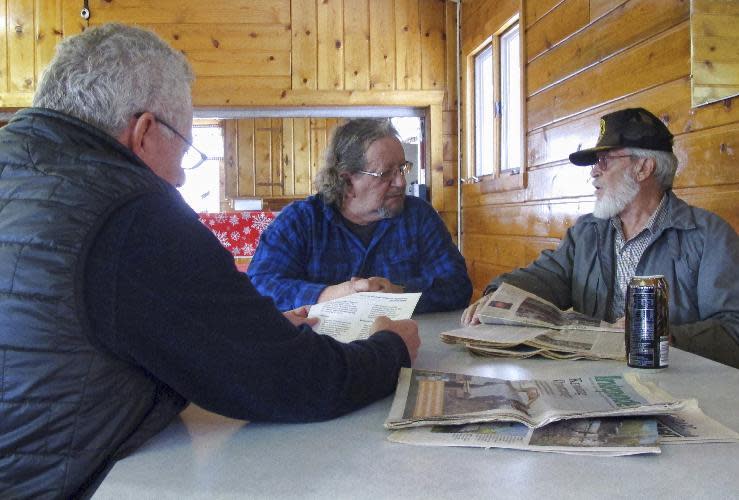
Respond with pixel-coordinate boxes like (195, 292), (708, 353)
(441, 283), (626, 360)
(384, 368), (739, 456)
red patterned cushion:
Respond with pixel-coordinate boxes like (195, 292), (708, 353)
(198, 211), (277, 257)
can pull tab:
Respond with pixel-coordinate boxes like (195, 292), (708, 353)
(80, 0), (90, 20)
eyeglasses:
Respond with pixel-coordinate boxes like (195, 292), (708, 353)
(357, 161), (413, 181)
(594, 154), (633, 171)
(134, 112), (208, 170)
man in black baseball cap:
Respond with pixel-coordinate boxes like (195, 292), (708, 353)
(462, 107), (739, 368)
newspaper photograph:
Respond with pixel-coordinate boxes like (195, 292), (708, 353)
(478, 283), (622, 332)
(441, 323), (625, 361)
(388, 416), (661, 456)
(385, 368), (688, 430)
(308, 292), (421, 342)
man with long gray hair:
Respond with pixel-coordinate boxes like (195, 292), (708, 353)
(462, 108), (738, 368)
(247, 118), (472, 313)
(0, 24), (419, 498)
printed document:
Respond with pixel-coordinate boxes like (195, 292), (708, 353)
(308, 292), (421, 343)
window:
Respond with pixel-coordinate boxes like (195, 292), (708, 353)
(471, 20), (522, 180)
(178, 120), (224, 213)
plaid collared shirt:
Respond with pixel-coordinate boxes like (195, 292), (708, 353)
(610, 195), (669, 318)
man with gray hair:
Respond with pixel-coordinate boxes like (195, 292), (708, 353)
(247, 118), (472, 313)
(462, 107), (738, 368)
(0, 24), (419, 497)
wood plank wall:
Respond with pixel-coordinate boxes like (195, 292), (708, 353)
(0, 0), (63, 107)
(0, 0), (460, 230)
(461, 0), (739, 301)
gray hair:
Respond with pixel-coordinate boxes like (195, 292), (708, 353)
(624, 147), (678, 191)
(33, 23), (194, 137)
(313, 118), (400, 206)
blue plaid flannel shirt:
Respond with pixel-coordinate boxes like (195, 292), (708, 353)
(247, 195), (472, 313)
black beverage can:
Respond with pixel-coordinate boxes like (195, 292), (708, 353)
(625, 275), (669, 368)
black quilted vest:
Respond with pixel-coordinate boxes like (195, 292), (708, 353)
(0, 108), (187, 499)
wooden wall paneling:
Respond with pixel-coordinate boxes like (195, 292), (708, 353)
(589, 0), (628, 20)
(524, 0), (561, 27)
(0, 0), (7, 94)
(282, 118), (295, 196)
(526, 0), (589, 63)
(254, 118), (272, 197)
(369, 0), (395, 89)
(419, 0), (446, 90)
(460, 0), (518, 54)
(8, 0), (35, 92)
(236, 119), (256, 197)
(317, 0), (343, 90)
(293, 118), (312, 195)
(527, 77), (739, 168)
(691, 3), (739, 102)
(673, 121), (739, 188)
(463, 201), (590, 238)
(35, 0), (61, 84)
(444, 0), (457, 108)
(291, 0), (318, 89)
(395, 0), (422, 90)
(428, 103), (444, 209)
(223, 119), (239, 200)
(527, 0), (689, 96)
(310, 118), (328, 194)
(525, 163), (594, 201)
(142, 23), (292, 52)
(187, 50), (290, 78)
(61, 0), (85, 37)
(527, 22), (690, 130)
(270, 118), (283, 196)
(88, 0), (290, 25)
(676, 188), (739, 229)
(343, 0), (369, 90)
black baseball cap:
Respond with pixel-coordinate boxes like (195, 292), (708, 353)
(569, 107), (674, 166)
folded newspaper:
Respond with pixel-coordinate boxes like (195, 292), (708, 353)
(387, 386), (739, 456)
(441, 324), (625, 361)
(443, 283), (625, 360)
(477, 283), (622, 332)
(385, 368), (688, 430)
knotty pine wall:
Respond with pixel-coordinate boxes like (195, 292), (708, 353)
(461, 0), (739, 300)
(0, 0), (461, 235)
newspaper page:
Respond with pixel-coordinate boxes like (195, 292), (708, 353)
(385, 368), (688, 430)
(308, 292), (421, 343)
(388, 416), (661, 456)
(441, 323), (625, 361)
(478, 283), (622, 332)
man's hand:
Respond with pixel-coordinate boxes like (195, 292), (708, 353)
(461, 296), (485, 326)
(317, 276), (405, 303)
(371, 316), (420, 362)
(351, 276), (404, 294)
(283, 305), (319, 328)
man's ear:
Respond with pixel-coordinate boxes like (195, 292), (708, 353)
(634, 156), (656, 182)
(340, 172), (356, 198)
(128, 112), (157, 161)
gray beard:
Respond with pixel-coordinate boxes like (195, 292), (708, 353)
(592, 169), (640, 219)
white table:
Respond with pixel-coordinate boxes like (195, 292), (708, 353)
(93, 311), (739, 499)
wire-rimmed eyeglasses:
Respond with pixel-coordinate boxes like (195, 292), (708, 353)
(594, 154), (633, 171)
(134, 112), (208, 170)
(357, 161), (413, 181)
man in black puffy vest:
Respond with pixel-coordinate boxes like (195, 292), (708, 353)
(0, 23), (419, 499)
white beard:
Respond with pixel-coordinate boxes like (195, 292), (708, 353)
(592, 167), (640, 219)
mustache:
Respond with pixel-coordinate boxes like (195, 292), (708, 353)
(385, 189), (405, 197)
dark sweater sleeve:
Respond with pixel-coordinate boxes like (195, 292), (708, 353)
(83, 192), (410, 422)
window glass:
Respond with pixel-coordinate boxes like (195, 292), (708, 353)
(178, 123), (223, 213)
(474, 44), (494, 177)
(500, 24), (521, 172)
